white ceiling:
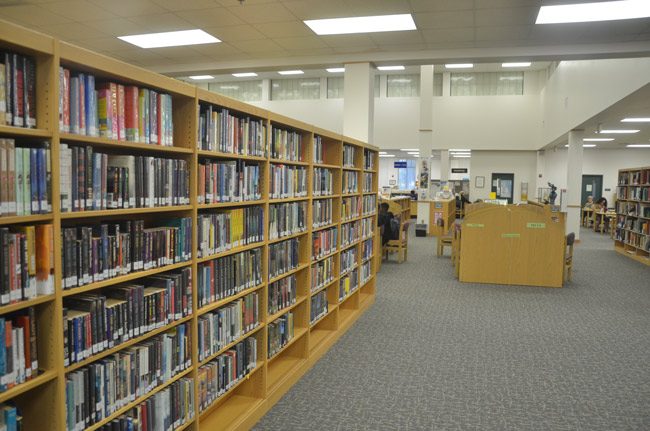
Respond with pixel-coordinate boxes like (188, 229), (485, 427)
(1, 0), (649, 76)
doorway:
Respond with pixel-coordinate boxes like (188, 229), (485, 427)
(491, 173), (515, 204)
(581, 174), (603, 206)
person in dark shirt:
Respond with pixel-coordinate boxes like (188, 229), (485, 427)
(377, 202), (394, 246)
(410, 190), (418, 200)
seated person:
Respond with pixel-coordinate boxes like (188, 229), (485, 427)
(595, 196), (608, 211)
(410, 189), (418, 201)
(377, 202), (396, 246)
(584, 195), (594, 209)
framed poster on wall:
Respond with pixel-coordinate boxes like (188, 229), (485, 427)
(475, 176), (485, 188)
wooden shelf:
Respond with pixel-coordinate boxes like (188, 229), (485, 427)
(268, 327), (308, 362)
(60, 133), (193, 154)
(199, 365), (264, 418)
(312, 194), (341, 200)
(339, 289), (359, 307)
(269, 158), (309, 166)
(341, 240), (361, 252)
(309, 304), (337, 328)
(197, 240), (265, 263)
(313, 163), (339, 169)
(0, 369), (57, 404)
(0, 294), (55, 316)
(268, 229), (308, 244)
(312, 248), (339, 263)
(199, 394), (264, 430)
(310, 278), (338, 296)
(267, 354), (306, 391)
(197, 284), (266, 316)
(342, 167), (361, 172)
(199, 324), (265, 367)
(198, 199), (266, 209)
(0, 214), (53, 226)
(0, 125), (52, 138)
(62, 260), (192, 297)
(197, 150), (267, 161)
(60, 205), (192, 219)
(312, 221), (337, 232)
(269, 196), (309, 204)
(268, 263), (308, 285)
(267, 297), (307, 325)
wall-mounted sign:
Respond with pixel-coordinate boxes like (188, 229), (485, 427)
(451, 168), (468, 173)
(394, 161), (407, 168)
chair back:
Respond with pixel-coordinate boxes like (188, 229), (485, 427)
(566, 232), (575, 246)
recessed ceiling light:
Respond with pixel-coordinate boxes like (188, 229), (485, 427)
(536, 0), (650, 24)
(400, 148), (418, 151)
(379, 151), (388, 155)
(502, 62), (531, 68)
(326, 68), (345, 73)
(453, 155), (471, 158)
(445, 64), (473, 69)
(449, 149), (470, 152)
(565, 144), (597, 148)
(599, 129), (640, 134)
(278, 70), (304, 75)
(304, 14), (416, 35)
(621, 117), (650, 122)
(189, 75), (214, 80)
(583, 138), (614, 142)
(407, 152), (420, 155)
(232, 72), (257, 77)
(450, 152), (471, 156)
(378, 65), (405, 71)
(118, 29), (220, 48)
(379, 154), (395, 157)
(626, 144), (650, 148)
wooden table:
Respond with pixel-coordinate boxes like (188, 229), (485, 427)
(581, 208), (594, 227)
(593, 210), (617, 234)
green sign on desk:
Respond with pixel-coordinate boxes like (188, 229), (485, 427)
(466, 223), (484, 228)
(501, 233), (520, 238)
(526, 222), (546, 229)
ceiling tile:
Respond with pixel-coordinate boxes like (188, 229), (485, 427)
(176, 7), (244, 28)
(421, 28), (474, 44)
(409, 0), (474, 13)
(378, 43), (427, 53)
(88, 0), (168, 17)
(39, 21), (111, 41)
(0, 5), (71, 27)
(426, 40), (475, 50)
(230, 38), (285, 53)
(320, 34), (377, 48)
(68, 36), (134, 52)
(128, 13), (196, 32)
(413, 10), (474, 30)
(285, 47), (335, 56)
(475, 25), (531, 42)
(273, 36), (327, 50)
(250, 50), (292, 58)
(151, 0), (221, 11)
(344, 0), (411, 16)
(369, 31), (423, 45)
(40, 1), (117, 22)
(216, 0), (279, 5)
(474, 7), (538, 27)
(280, 0), (349, 20)
(150, 46), (211, 60)
(331, 45), (380, 54)
(190, 42), (243, 58)
(83, 18), (148, 37)
(227, 3), (295, 24)
(203, 24), (266, 42)
(255, 21), (314, 38)
(475, 0), (542, 8)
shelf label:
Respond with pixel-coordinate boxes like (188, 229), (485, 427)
(526, 222), (546, 229)
(501, 233), (520, 238)
(466, 223), (484, 228)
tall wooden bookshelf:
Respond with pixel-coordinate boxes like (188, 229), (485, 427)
(614, 166), (650, 266)
(0, 19), (378, 431)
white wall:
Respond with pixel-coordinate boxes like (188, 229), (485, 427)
(542, 148), (650, 204)
(469, 151), (537, 202)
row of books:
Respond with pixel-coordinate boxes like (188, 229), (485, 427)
(268, 274), (296, 316)
(343, 144), (356, 168)
(312, 198), (333, 228)
(63, 270), (192, 366)
(615, 229), (649, 251)
(198, 337), (257, 411)
(310, 290), (328, 324)
(362, 216), (374, 239)
(339, 268), (359, 301)
(269, 201), (306, 240)
(197, 206), (264, 258)
(0, 224), (54, 306)
(617, 202), (650, 218)
(271, 128), (302, 161)
(198, 105), (266, 156)
(0, 139), (50, 217)
(341, 221), (361, 247)
(313, 167), (334, 196)
(363, 172), (373, 193)
(61, 218), (192, 290)
(363, 149), (375, 171)
(1, 52), (36, 129)
(342, 196), (361, 221)
(198, 160), (262, 204)
(268, 312), (294, 358)
(197, 292), (259, 361)
(313, 135), (323, 164)
(65, 323), (191, 431)
(340, 247), (358, 275)
(313, 227), (337, 260)
(0, 403), (21, 431)
(618, 216), (650, 235)
(269, 164), (307, 200)
(197, 248), (262, 308)
(361, 260), (372, 285)
(60, 145), (190, 213)
(343, 171), (359, 194)
(268, 238), (300, 280)
(362, 195), (377, 215)
(618, 170), (650, 186)
(96, 378), (194, 431)
(311, 256), (334, 293)
(60, 69), (174, 146)
(0, 308), (37, 393)
(362, 238), (374, 262)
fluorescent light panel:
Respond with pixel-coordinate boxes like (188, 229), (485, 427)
(189, 75), (214, 80)
(400, 148), (418, 151)
(449, 149), (470, 152)
(450, 152), (471, 156)
(304, 14), (416, 35)
(379, 154), (395, 157)
(118, 29), (220, 48)
(600, 129), (640, 134)
(377, 65), (405, 71)
(627, 144), (650, 148)
(502, 62), (531, 68)
(326, 68), (345, 73)
(453, 155), (471, 158)
(565, 144), (597, 148)
(378, 151), (388, 155)
(445, 64), (473, 69)
(622, 117), (650, 122)
(232, 72), (257, 77)
(536, 0), (650, 24)
(584, 138), (614, 142)
(278, 70), (304, 75)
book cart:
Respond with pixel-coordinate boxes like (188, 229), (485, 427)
(0, 19), (379, 431)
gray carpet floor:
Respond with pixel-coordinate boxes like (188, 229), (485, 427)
(254, 227), (650, 431)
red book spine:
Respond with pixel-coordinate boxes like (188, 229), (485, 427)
(124, 86), (139, 142)
(157, 93), (163, 146)
(109, 83), (118, 140)
(117, 84), (126, 141)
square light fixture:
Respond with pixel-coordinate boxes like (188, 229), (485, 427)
(583, 138), (614, 142)
(232, 72), (258, 77)
(449, 149), (471, 152)
(626, 144), (650, 148)
(536, 0), (650, 24)
(599, 129), (640, 134)
(118, 29), (220, 48)
(502, 62), (531, 68)
(379, 154), (395, 157)
(278, 70), (304, 75)
(304, 14), (416, 35)
(377, 65), (405, 71)
(450, 152), (471, 156)
(621, 117), (650, 122)
(565, 144), (597, 148)
(326, 68), (345, 73)
(453, 155), (471, 158)
(379, 151), (387, 155)
(445, 64), (473, 69)
(189, 75), (214, 80)
(400, 148), (418, 151)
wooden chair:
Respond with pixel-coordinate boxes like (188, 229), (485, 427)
(437, 230), (453, 257)
(383, 219), (410, 263)
(564, 232), (575, 283)
(451, 225), (461, 277)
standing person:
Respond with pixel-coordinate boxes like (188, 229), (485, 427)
(377, 202), (395, 246)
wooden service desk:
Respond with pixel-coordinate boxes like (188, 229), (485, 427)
(416, 198), (455, 237)
(459, 202), (566, 288)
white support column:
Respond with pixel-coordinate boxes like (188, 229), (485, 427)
(419, 65), (434, 194)
(566, 130), (584, 238)
(536, 150), (546, 199)
(343, 63), (375, 143)
(440, 150), (450, 183)
(261, 78), (271, 101)
(442, 72), (451, 97)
